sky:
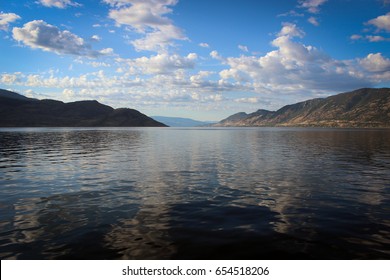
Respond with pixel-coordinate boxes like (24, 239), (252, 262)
(1, 0), (390, 121)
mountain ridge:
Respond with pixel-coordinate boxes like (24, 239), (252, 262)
(151, 116), (215, 127)
(216, 88), (390, 128)
(0, 89), (167, 127)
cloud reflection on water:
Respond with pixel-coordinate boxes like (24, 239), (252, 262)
(0, 128), (389, 259)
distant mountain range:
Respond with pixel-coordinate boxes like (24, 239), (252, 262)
(0, 89), (166, 127)
(3, 88), (389, 128)
(216, 88), (390, 128)
(152, 116), (215, 127)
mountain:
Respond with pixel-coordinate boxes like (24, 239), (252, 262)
(0, 89), (167, 127)
(152, 116), (215, 127)
(0, 89), (35, 101)
(219, 112), (249, 123)
(216, 88), (390, 128)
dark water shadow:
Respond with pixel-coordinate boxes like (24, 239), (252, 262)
(165, 199), (390, 260)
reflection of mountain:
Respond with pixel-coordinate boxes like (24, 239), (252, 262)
(1, 128), (389, 259)
(216, 88), (390, 127)
(0, 89), (166, 127)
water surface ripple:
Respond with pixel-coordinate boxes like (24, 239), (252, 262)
(0, 127), (389, 259)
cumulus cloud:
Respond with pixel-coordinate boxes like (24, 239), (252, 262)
(213, 23), (377, 94)
(104, 0), (186, 52)
(100, 48), (114, 55)
(0, 12), (21, 31)
(12, 20), (112, 57)
(1, 73), (21, 84)
(367, 12), (390, 32)
(38, 0), (81, 9)
(0, 64), (242, 113)
(0, 70), (122, 89)
(189, 71), (215, 88)
(352, 12), (390, 44)
(360, 53), (390, 73)
(123, 53), (197, 74)
(359, 53), (390, 82)
(131, 25), (185, 52)
(3, 19), (390, 115)
(278, 22), (305, 38)
(298, 0), (328, 13)
(91, 35), (102, 42)
(62, 88), (75, 99)
(105, 0), (177, 31)
(210, 50), (222, 60)
(235, 97), (259, 104)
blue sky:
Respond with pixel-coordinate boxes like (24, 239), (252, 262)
(1, 0), (390, 121)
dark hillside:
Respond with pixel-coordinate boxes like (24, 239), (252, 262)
(216, 88), (390, 128)
(0, 89), (166, 127)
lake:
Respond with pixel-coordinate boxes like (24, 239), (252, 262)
(0, 127), (389, 259)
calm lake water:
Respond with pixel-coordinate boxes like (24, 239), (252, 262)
(0, 127), (389, 259)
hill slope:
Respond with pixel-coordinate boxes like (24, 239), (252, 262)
(0, 89), (166, 127)
(216, 88), (390, 128)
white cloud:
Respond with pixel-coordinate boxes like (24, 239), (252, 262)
(100, 48), (114, 55)
(3, 20), (390, 116)
(278, 10), (304, 18)
(350, 34), (363, 40)
(360, 53), (390, 73)
(206, 94), (224, 102)
(308, 16), (319, 26)
(0, 12), (21, 31)
(278, 22), (305, 38)
(131, 25), (186, 52)
(199, 42), (210, 48)
(238, 45), (249, 52)
(127, 53), (198, 74)
(190, 71), (215, 87)
(88, 61), (111, 68)
(38, 0), (81, 9)
(105, 0), (177, 31)
(298, 0), (328, 13)
(213, 23), (375, 94)
(352, 12), (390, 44)
(12, 20), (112, 57)
(1, 73), (21, 84)
(0, 63), (242, 113)
(63, 88), (75, 98)
(210, 50), (222, 60)
(367, 12), (390, 32)
(235, 97), (259, 104)
(104, 0), (186, 52)
(366, 35), (389, 42)
(24, 89), (50, 99)
(351, 34), (390, 42)
(91, 35), (101, 42)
